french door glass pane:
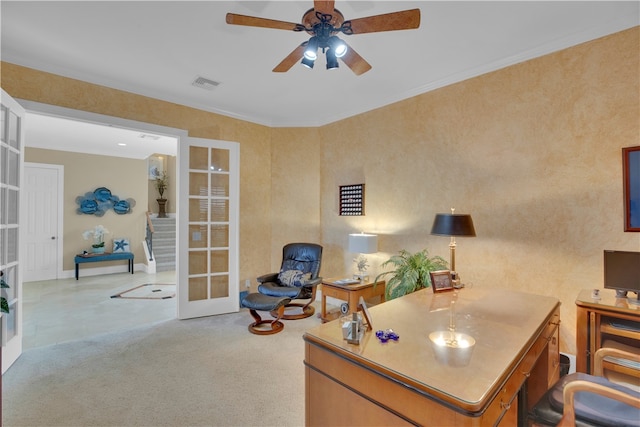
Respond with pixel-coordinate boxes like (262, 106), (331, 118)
(211, 149), (229, 171)
(2, 265), (16, 301)
(210, 224), (229, 247)
(0, 146), (6, 184)
(188, 199), (208, 222)
(7, 150), (19, 186)
(210, 174), (229, 196)
(189, 146), (208, 170)
(8, 110), (20, 149)
(0, 187), (5, 225)
(210, 250), (228, 273)
(210, 199), (228, 222)
(188, 224), (208, 249)
(7, 189), (18, 224)
(210, 275), (229, 298)
(1, 105), (6, 142)
(5, 304), (16, 341)
(189, 172), (208, 196)
(188, 251), (207, 275)
(1, 264), (17, 343)
(188, 277), (207, 301)
(6, 228), (18, 263)
(187, 145), (232, 303)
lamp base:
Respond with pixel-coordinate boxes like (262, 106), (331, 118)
(451, 271), (463, 289)
(353, 273), (369, 282)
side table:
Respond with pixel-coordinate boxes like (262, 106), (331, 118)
(320, 278), (386, 322)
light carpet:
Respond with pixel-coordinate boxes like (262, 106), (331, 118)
(2, 305), (323, 427)
(111, 284), (176, 300)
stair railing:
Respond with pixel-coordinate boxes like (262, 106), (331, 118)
(145, 211), (154, 261)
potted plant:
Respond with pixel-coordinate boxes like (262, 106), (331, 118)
(82, 225), (110, 254)
(155, 171), (168, 218)
(374, 249), (448, 300)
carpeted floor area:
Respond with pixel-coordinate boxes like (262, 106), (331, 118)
(3, 306), (322, 427)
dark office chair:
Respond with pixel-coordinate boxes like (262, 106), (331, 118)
(257, 243), (322, 320)
(530, 347), (640, 427)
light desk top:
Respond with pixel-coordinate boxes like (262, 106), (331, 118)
(304, 287), (559, 413)
(576, 288), (640, 315)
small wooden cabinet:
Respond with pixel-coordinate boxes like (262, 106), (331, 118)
(575, 289), (640, 374)
(320, 278), (385, 322)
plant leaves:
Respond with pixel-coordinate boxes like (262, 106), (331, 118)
(1, 297), (9, 314)
(375, 249), (448, 300)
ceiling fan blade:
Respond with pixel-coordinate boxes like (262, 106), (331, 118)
(273, 44), (306, 73)
(226, 13), (300, 31)
(314, 1), (335, 16)
(344, 8), (420, 34)
(340, 43), (372, 76)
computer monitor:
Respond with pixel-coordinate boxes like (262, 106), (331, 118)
(603, 250), (640, 304)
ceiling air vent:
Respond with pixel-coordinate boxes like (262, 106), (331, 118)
(192, 76), (220, 91)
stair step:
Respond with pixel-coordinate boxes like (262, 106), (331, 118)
(148, 217), (176, 272)
(153, 239), (176, 246)
(154, 249), (175, 257)
(156, 263), (175, 272)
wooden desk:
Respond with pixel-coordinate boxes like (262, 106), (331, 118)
(320, 278), (385, 322)
(304, 288), (560, 426)
(575, 289), (640, 374)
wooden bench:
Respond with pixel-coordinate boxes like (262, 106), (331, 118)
(74, 252), (134, 280)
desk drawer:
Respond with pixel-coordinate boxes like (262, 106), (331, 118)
(483, 306), (560, 424)
(322, 285), (345, 300)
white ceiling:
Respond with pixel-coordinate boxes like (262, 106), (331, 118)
(24, 112), (178, 160)
(2, 1), (638, 158)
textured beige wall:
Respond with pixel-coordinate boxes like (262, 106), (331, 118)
(2, 27), (638, 355)
(25, 149), (148, 271)
(269, 127), (322, 271)
(2, 63), (274, 288)
(316, 28), (639, 354)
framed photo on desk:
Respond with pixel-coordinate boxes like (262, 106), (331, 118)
(430, 270), (453, 293)
(358, 296), (373, 331)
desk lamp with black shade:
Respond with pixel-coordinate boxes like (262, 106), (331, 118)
(430, 208), (476, 287)
(428, 209), (477, 357)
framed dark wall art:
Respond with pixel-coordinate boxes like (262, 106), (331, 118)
(339, 184), (365, 216)
(623, 146), (640, 232)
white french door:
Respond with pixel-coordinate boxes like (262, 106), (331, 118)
(23, 163), (63, 282)
(177, 137), (239, 319)
(1, 89), (25, 373)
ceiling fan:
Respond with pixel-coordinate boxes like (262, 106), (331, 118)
(226, 1), (421, 75)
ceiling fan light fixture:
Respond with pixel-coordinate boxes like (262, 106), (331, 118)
(328, 36), (347, 58)
(304, 36), (319, 60)
(301, 56), (315, 69)
(326, 49), (339, 70)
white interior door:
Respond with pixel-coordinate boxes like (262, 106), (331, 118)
(1, 89), (25, 373)
(177, 137), (239, 319)
(23, 163), (62, 282)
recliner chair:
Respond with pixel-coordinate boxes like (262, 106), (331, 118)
(257, 243), (322, 320)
